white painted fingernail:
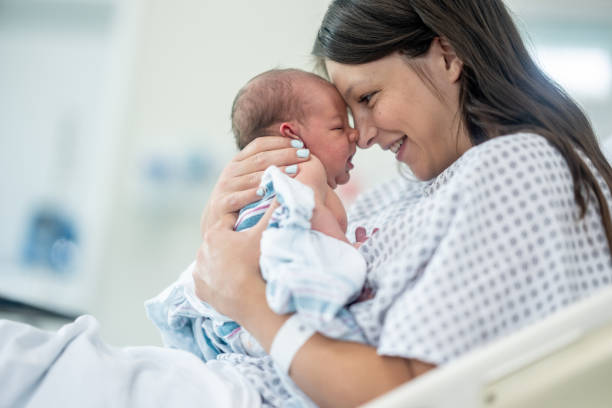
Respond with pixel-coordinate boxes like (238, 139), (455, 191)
(296, 149), (310, 158)
(256, 187), (264, 196)
(291, 140), (304, 148)
(285, 165), (298, 174)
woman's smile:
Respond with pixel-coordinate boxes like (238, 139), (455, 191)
(388, 135), (406, 154)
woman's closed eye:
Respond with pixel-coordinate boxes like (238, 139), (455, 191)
(358, 91), (378, 105)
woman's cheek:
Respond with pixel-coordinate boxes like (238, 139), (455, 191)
(373, 100), (395, 128)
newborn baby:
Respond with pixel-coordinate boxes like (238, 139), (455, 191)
(146, 69), (367, 362)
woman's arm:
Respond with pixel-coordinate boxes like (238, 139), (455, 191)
(236, 281), (435, 408)
(292, 338), (435, 408)
(192, 214), (436, 408)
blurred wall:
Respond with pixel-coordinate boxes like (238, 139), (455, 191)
(94, 0), (347, 346)
(507, 0), (612, 139)
(1, 0), (611, 347)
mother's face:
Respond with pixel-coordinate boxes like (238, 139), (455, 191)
(325, 40), (472, 181)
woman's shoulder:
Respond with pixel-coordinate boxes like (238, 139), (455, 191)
(464, 132), (558, 169)
(457, 133), (568, 186)
(423, 133), (565, 197)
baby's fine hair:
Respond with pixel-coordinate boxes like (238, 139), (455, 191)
(231, 68), (329, 150)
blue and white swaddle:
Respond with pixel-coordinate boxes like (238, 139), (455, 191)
(259, 166), (367, 339)
(234, 180), (275, 231)
(146, 165), (367, 360)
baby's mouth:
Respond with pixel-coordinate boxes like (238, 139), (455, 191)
(347, 153), (355, 170)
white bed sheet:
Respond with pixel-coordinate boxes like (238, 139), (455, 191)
(0, 315), (261, 408)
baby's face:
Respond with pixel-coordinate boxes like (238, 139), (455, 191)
(299, 83), (357, 188)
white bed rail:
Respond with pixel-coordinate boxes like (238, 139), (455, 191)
(363, 285), (612, 408)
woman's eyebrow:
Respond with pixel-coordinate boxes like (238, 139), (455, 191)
(343, 85), (355, 101)
(343, 80), (369, 101)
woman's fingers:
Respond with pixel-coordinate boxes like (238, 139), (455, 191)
(201, 136), (308, 234)
(219, 187), (264, 214)
(251, 199), (280, 237)
(229, 167), (297, 192)
(235, 136), (300, 161)
(215, 167), (301, 216)
(227, 171), (266, 193)
(218, 212), (239, 231)
(229, 164), (302, 192)
(231, 137), (310, 177)
(233, 148), (310, 177)
(202, 167), (299, 234)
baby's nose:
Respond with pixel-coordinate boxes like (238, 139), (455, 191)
(348, 127), (359, 143)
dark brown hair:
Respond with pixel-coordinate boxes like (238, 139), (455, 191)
(231, 68), (328, 149)
(313, 0), (612, 252)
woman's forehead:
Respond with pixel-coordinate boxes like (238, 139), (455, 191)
(324, 58), (379, 95)
(326, 53), (413, 98)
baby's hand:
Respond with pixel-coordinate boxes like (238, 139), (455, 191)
(353, 226), (379, 249)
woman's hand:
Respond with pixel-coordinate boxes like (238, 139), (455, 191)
(200, 137), (310, 234)
(193, 203), (278, 324)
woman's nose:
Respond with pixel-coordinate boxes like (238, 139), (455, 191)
(356, 125), (376, 149)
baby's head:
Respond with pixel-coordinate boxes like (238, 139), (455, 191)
(231, 68), (357, 188)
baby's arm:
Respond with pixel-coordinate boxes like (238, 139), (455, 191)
(295, 157), (351, 244)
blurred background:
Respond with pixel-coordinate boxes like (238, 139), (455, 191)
(0, 0), (611, 347)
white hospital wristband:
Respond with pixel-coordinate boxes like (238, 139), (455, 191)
(270, 314), (315, 374)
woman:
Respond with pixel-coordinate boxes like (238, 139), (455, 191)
(192, 0), (612, 407)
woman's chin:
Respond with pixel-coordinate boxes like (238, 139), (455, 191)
(400, 161), (433, 182)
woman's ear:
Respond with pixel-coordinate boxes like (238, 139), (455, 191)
(437, 37), (463, 83)
(279, 122), (301, 139)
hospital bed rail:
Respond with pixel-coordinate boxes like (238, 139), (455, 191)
(363, 285), (612, 408)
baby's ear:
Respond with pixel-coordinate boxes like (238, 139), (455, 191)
(279, 122), (300, 139)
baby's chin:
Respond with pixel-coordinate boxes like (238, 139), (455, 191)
(332, 172), (351, 188)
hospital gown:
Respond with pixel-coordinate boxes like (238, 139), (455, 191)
(346, 132), (612, 364)
(153, 132), (612, 406)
